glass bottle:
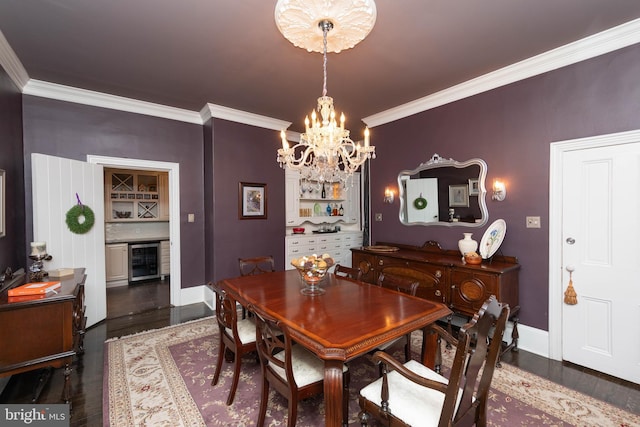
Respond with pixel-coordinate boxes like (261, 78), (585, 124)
(339, 204), (344, 216)
(321, 183), (326, 199)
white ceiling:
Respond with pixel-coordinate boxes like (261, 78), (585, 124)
(1, 0), (640, 131)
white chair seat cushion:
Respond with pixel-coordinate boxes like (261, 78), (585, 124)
(272, 345), (348, 387)
(226, 317), (256, 345)
(359, 360), (463, 427)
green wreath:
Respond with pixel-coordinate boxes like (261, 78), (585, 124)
(413, 196), (427, 210)
(65, 204), (95, 234)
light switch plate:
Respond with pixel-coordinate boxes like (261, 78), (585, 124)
(526, 216), (541, 228)
(188, 213), (195, 223)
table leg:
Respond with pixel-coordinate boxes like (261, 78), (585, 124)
(421, 327), (438, 369)
(323, 359), (344, 427)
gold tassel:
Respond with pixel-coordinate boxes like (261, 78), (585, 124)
(564, 271), (577, 305)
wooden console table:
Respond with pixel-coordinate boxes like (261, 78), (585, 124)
(0, 268), (87, 404)
(352, 241), (520, 358)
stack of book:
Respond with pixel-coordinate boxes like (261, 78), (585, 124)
(8, 281), (61, 301)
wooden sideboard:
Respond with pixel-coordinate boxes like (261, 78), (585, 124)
(352, 241), (520, 355)
(0, 268), (87, 404)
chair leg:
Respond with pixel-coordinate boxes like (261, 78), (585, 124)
(212, 341), (225, 386)
(404, 333), (411, 361)
(358, 409), (371, 426)
(257, 378), (269, 427)
(226, 350), (241, 405)
(287, 399), (298, 427)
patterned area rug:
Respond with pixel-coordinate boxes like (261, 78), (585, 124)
(104, 317), (640, 426)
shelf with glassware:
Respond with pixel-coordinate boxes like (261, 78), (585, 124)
(105, 169), (168, 222)
(285, 169), (360, 227)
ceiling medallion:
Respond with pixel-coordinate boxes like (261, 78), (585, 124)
(274, 0), (377, 53)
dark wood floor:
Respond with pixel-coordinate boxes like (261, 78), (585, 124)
(106, 277), (171, 319)
(0, 282), (638, 426)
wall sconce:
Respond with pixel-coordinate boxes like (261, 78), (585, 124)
(383, 188), (395, 204)
(492, 180), (506, 201)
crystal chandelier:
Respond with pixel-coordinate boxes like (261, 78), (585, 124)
(275, 1), (376, 184)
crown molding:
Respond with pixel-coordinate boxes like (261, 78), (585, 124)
(201, 103), (291, 131)
(6, 18), (640, 130)
(0, 29), (29, 89)
(22, 80), (203, 124)
(363, 18), (640, 128)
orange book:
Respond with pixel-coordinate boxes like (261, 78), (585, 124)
(8, 281), (61, 296)
(8, 294), (49, 302)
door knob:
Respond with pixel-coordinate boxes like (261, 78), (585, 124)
(566, 237), (575, 245)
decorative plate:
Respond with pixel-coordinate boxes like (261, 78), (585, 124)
(313, 203), (321, 215)
(479, 219), (506, 259)
(413, 194), (427, 210)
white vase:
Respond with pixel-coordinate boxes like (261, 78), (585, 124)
(458, 233), (478, 256)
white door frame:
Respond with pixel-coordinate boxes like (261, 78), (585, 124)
(548, 129), (640, 360)
(87, 155), (182, 306)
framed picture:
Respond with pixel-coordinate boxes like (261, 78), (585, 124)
(239, 182), (267, 219)
(449, 184), (469, 207)
(0, 169), (4, 238)
(468, 179), (479, 196)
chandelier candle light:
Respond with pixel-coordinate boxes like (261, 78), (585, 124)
(275, 0), (377, 184)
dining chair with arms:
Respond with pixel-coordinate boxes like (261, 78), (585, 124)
(334, 263), (362, 281)
(252, 304), (351, 427)
(358, 295), (510, 427)
(210, 283), (257, 405)
(375, 272), (420, 363)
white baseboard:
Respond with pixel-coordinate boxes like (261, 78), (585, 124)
(178, 284), (208, 307)
(514, 323), (550, 359)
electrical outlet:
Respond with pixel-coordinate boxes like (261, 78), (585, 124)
(526, 216), (541, 228)
(375, 213), (383, 221)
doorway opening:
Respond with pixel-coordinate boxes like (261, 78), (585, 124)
(87, 155), (181, 315)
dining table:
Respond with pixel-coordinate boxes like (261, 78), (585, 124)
(217, 269), (452, 427)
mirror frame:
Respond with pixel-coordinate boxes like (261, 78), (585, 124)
(397, 154), (488, 227)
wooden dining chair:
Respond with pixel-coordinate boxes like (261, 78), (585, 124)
(334, 263), (362, 281)
(238, 255), (275, 276)
(238, 255), (275, 318)
(210, 284), (257, 405)
(375, 272), (420, 362)
(358, 295), (510, 427)
(252, 304), (350, 427)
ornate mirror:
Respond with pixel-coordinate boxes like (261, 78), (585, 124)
(398, 154), (488, 227)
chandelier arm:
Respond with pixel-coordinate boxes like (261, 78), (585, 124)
(289, 143), (316, 167)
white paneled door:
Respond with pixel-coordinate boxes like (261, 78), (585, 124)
(32, 153), (106, 327)
(405, 177), (439, 223)
(561, 141), (640, 383)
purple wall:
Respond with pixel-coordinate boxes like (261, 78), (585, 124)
(207, 119), (286, 282)
(9, 42), (640, 330)
(370, 43), (640, 330)
(21, 97), (206, 288)
(0, 67), (26, 274)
